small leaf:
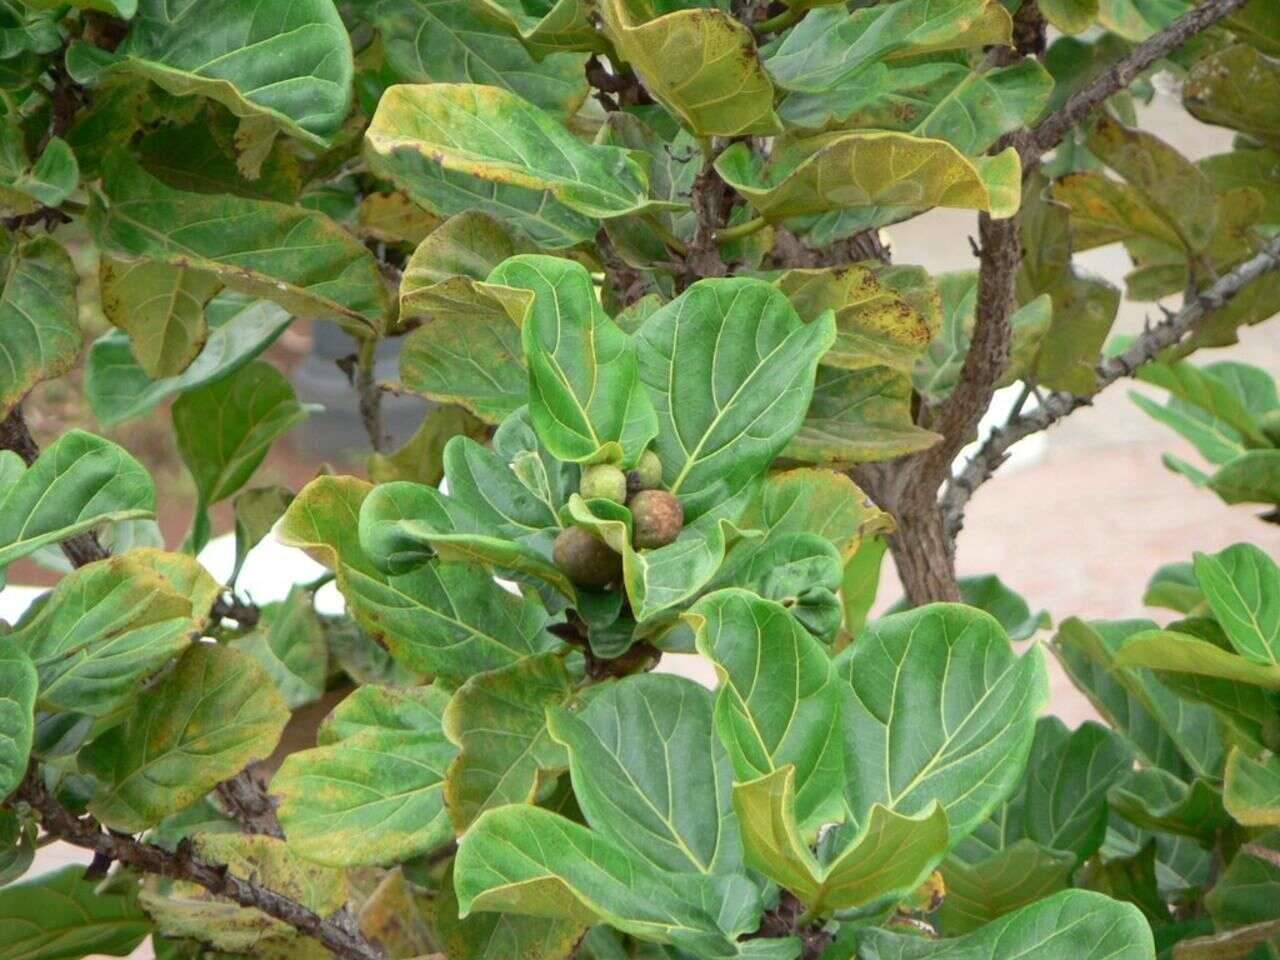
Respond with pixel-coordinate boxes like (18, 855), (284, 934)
(635, 278), (836, 521)
(0, 643), (36, 800)
(366, 84), (677, 223)
(853, 889), (1154, 960)
(716, 134), (1021, 223)
(79, 643), (289, 832)
(1115, 629), (1280, 689)
(1193, 543), (1280, 665)
(231, 485), (293, 585)
(85, 292), (292, 426)
(99, 257), (221, 379)
(273, 683), (457, 866)
(1108, 768), (1230, 839)
(599, 0), (780, 137)
(494, 255), (657, 466)
(733, 765), (948, 913)
(1040, 0), (1098, 33)
(64, 0), (354, 147)
(1205, 828), (1280, 933)
(0, 430), (155, 571)
(689, 589), (846, 833)
(837, 603), (1049, 843)
(1210, 450), (1280, 505)
(369, 406), (489, 487)
(0, 235), (81, 421)
(784, 365), (942, 465)
(233, 586), (327, 709)
(173, 360), (309, 552)
(0, 121), (79, 213)
(736, 468), (893, 563)
(548, 673), (742, 875)
(0, 866), (151, 960)
(1224, 747), (1280, 826)
(1185, 44), (1280, 149)
(454, 803), (761, 957)
(435, 862), (586, 960)
(91, 155), (389, 337)
(443, 651), (574, 830)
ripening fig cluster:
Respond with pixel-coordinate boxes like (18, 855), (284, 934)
(552, 449), (683, 589)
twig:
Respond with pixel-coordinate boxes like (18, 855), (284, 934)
(12, 770), (385, 960)
(210, 593), (262, 628)
(355, 338), (387, 454)
(941, 235), (1280, 537)
(0, 406), (109, 568)
(1017, 0), (1250, 165)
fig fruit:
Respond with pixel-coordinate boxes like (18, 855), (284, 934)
(553, 526), (622, 589)
(630, 489), (684, 549)
(626, 450), (663, 497)
(580, 464), (628, 503)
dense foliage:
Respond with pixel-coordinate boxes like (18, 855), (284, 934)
(1, 0), (1279, 959)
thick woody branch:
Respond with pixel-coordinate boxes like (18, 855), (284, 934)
(13, 771), (384, 960)
(942, 235), (1280, 537)
(1020, 0), (1250, 163)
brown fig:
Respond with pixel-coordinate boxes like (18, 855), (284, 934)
(553, 526), (622, 589)
(630, 489), (684, 549)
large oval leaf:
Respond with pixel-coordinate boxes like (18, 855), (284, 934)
(548, 673), (742, 875)
(0, 643), (36, 800)
(0, 866), (151, 960)
(0, 235), (80, 422)
(836, 603), (1048, 841)
(634, 278), (836, 522)
(65, 0), (354, 147)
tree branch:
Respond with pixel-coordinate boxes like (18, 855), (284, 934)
(942, 234), (1280, 537)
(1019, 0), (1250, 164)
(0, 406), (110, 567)
(13, 771), (384, 960)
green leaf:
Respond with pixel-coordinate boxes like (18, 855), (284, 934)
(733, 765), (948, 913)
(85, 292), (293, 426)
(0, 643), (35, 800)
(837, 603), (1049, 843)
(1210, 450), (1280, 505)
(79, 643), (289, 832)
(1108, 768), (1230, 839)
(736, 468), (893, 564)
(1040, 0), (1098, 33)
(273, 682), (457, 866)
(454, 803), (764, 958)
(1115, 629), (1280, 690)
(435, 862), (587, 960)
(492, 255), (657, 466)
(956, 575), (1050, 642)
(1185, 44), (1280, 148)
(635, 278), (836, 521)
(280, 476), (562, 680)
(1206, 828), (1280, 934)
(1137, 361), (1269, 448)
(466, 0), (599, 53)
(853, 889), (1154, 960)
(91, 155), (389, 337)
(1224, 747), (1280, 826)
(0, 866), (151, 960)
(99, 257), (222, 379)
(547, 673), (742, 875)
(784, 365), (943, 465)
(173, 359), (309, 551)
(715, 134), (1021, 223)
(0, 121), (78, 213)
(443, 651), (574, 830)
(402, 210), (529, 289)
(443, 435), (560, 537)
(938, 842), (1075, 935)
(1193, 543), (1280, 666)
(12, 554), (197, 717)
(370, 406), (489, 488)
(0, 430), (155, 571)
(1053, 618), (1224, 779)
(599, 0), (780, 137)
(358, 0), (587, 118)
(140, 833), (346, 955)
(64, 0), (354, 147)
(0, 235), (81, 421)
(689, 589), (846, 833)
(366, 84), (677, 223)
(233, 586), (327, 709)
(1022, 717), (1134, 861)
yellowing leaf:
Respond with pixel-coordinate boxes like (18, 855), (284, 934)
(1185, 43), (1280, 149)
(0, 236), (81, 421)
(99, 257), (222, 379)
(599, 0), (780, 137)
(716, 132), (1021, 223)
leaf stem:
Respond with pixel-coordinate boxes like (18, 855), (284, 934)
(642, 213), (689, 256)
(714, 216), (768, 243)
(754, 3), (808, 37)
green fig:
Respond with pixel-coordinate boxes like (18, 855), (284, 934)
(580, 464), (628, 503)
(553, 526), (622, 589)
(630, 489), (684, 549)
(626, 450), (663, 497)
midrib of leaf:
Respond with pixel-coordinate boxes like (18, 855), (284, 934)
(1210, 555), (1279, 665)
